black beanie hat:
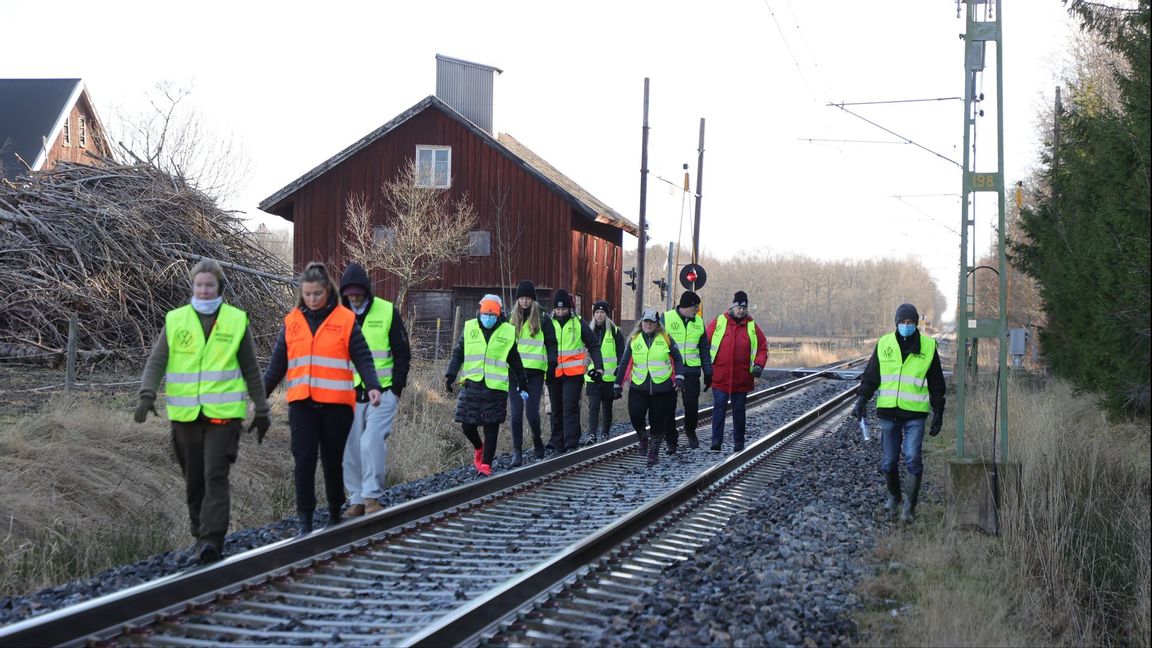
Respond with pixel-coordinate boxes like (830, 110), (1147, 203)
(894, 303), (920, 324)
(592, 300), (610, 314)
(733, 291), (749, 307)
(553, 289), (572, 309)
(515, 279), (536, 300)
(678, 291), (701, 309)
(340, 262), (372, 296)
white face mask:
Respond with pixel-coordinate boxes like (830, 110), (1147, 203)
(191, 296), (223, 315)
(351, 300), (370, 315)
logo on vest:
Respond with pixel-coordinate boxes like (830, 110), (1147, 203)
(468, 327), (481, 340)
(288, 321), (302, 337)
(175, 329), (194, 349)
(212, 332), (235, 344)
(882, 345), (895, 359)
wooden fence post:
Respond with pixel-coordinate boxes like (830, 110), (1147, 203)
(65, 314), (78, 391)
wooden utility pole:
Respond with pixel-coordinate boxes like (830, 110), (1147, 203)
(692, 118), (705, 265)
(635, 78), (650, 320)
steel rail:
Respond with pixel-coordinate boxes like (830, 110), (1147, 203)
(0, 359), (862, 647)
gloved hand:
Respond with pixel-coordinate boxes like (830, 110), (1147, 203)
(929, 408), (944, 436)
(851, 396), (867, 420)
(674, 376), (685, 391)
(248, 416), (270, 444)
(444, 376), (455, 394)
(612, 383), (623, 400)
(519, 390), (530, 402)
(703, 374), (712, 392)
(133, 397), (158, 423)
(751, 365), (764, 378)
(545, 365), (557, 384)
(587, 368), (603, 381)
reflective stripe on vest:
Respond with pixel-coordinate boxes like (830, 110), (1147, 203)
(284, 306), (356, 406)
(630, 332), (673, 385)
(459, 319), (516, 391)
(353, 297), (394, 389)
(586, 323), (619, 382)
(516, 324), (548, 372)
(164, 303), (248, 422)
(553, 316), (587, 377)
(664, 309), (705, 367)
(710, 316), (758, 373)
(875, 333), (936, 413)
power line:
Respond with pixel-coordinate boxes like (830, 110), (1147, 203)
(760, 0), (816, 102)
(797, 137), (909, 144)
(832, 97), (962, 106)
(827, 103), (962, 168)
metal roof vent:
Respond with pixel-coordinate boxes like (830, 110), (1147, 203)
(435, 54), (502, 135)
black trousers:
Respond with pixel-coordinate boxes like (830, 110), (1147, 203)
(289, 402), (353, 516)
(628, 390), (676, 441)
(586, 380), (615, 439)
(508, 372), (545, 450)
(547, 375), (584, 451)
(667, 374), (702, 445)
(462, 423), (500, 465)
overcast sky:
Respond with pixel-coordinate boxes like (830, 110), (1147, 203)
(9, 1), (1076, 319)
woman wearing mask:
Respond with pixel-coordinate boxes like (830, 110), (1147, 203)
(263, 262), (383, 535)
(445, 295), (529, 477)
(135, 259), (269, 564)
(613, 308), (685, 467)
(507, 280), (556, 464)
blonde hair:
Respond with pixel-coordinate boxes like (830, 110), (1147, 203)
(630, 317), (669, 344)
(295, 261), (336, 308)
(189, 258), (226, 290)
(509, 298), (543, 337)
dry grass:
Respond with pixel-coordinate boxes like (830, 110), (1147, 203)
(765, 338), (874, 369)
(855, 377), (1151, 647)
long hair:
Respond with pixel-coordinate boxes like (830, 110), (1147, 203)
(509, 299), (542, 337)
(295, 261), (336, 308)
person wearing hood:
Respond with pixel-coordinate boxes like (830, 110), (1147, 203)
(613, 308), (686, 466)
(507, 280), (556, 463)
(660, 290), (713, 451)
(585, 300), (624, 444)
(263, 262), (383, 535)
(706, 291), (769, 453)
(135, 259), (270, 564)
(445, 295), (529, 477)
(338, 263), (411, 517)
(851, 303), (946, 523)
(545, 289), (605, 453)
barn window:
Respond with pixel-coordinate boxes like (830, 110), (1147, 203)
(62, 120), (71, 146)
(416, 146), (451, 188)
(373, 225), (396, 247)
(467, 230), (491, 257)
(78, 117), (87, 148)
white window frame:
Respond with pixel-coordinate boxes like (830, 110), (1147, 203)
(62, 119), (71, 147)
(415, 146), (451, 188)
(78, 116), (87, 148)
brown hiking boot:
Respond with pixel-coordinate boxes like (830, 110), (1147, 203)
(365, 499), (384, 514)
(345, 504), (366, 517)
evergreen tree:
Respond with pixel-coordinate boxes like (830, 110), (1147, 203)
(1013, 0), (1150, 418)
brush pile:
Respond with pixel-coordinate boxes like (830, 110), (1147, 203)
(0, 160), (294, 366)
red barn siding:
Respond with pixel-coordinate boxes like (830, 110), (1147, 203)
(285, 106), (626, 319)
(45, 95), (109, 169)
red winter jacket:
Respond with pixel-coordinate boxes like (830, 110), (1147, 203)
(706, 312), (768, 393)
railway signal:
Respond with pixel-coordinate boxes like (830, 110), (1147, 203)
(624, 267), (637, 291)
(679, 263), (707, 290)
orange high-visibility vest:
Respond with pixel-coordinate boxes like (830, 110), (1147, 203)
(284, 306), (356, 407)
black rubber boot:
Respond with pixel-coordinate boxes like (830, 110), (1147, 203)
(685, 428), (700, 449)
(665, 431), (678, 455)
(532, 434), (545, 459)
(297, 511), (314, 536)
(637, 432), (649, 457)
(884, 472), (902, 521)
(197, 542), (221, 565)
(512, 449), (523, 467)
(901, 474), (922, 523)
(327, 506), (342, 527)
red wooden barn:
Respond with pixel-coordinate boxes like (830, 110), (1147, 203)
(259, 55), (637, 323)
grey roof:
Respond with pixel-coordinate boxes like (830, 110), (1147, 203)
(0, 79), (83, 180)
(258, 95), (637, 236)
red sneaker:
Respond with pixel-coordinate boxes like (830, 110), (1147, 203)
(473, 446), (484, 471)
(477, 463), (492, 476)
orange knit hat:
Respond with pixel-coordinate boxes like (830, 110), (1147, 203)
(479, 294), (503, 315)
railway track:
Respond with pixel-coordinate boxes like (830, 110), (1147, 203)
(0, 361), (862, 647)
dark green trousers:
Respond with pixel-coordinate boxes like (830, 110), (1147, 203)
(171, 420), (240, 549)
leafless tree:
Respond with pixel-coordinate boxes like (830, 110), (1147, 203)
(111, 81), (251, 204)
(490, 171), (524, 306)
(342, 160), (477, 309)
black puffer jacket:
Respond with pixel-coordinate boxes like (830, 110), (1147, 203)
(446, 316), (527, 425)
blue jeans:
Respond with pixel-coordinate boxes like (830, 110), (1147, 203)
(880, 417), (926, 476)
(710, 388), (748, 448)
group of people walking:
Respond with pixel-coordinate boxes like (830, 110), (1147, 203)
(136, 258), (942, 565)
(137, 260), (411, 563)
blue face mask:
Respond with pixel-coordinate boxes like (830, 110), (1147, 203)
(480, 314), (498, 329)
(897, 323), (917, 337)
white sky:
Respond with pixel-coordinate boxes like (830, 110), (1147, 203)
(9, 1), (1076, 320)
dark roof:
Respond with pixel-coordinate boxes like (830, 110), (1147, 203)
(0, 79), (82, 180)
(258, 95), (637, 236)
